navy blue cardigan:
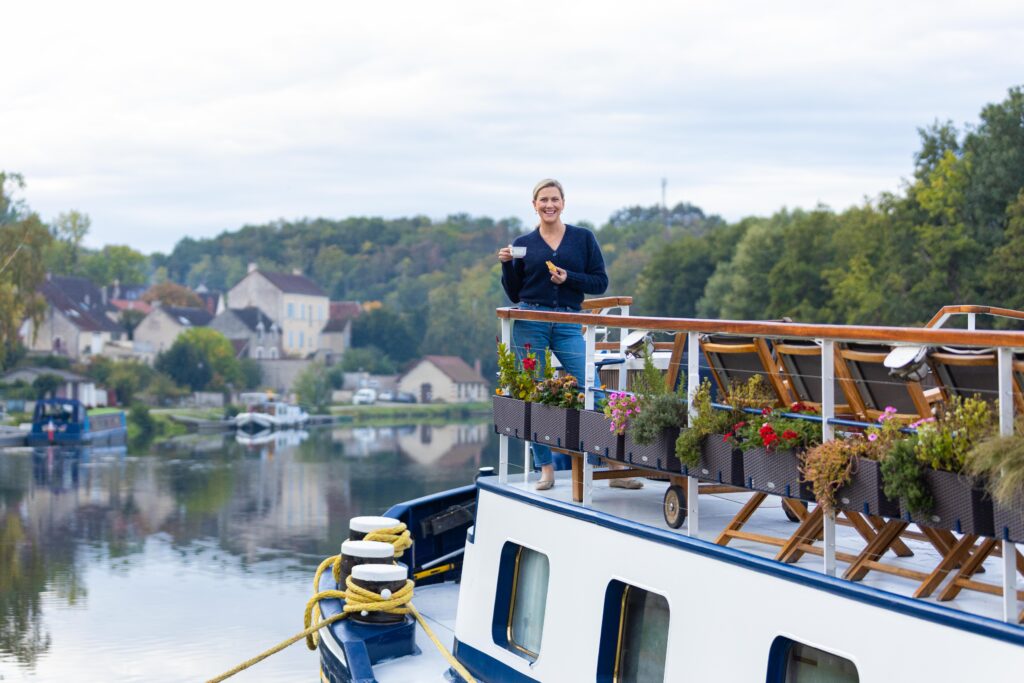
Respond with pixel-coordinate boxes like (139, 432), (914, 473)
(500, 224), (608, 310)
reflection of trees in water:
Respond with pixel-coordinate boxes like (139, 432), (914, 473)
(0, 513), (52, 666)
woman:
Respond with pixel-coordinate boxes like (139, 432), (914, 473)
(498, 179), (641, 490)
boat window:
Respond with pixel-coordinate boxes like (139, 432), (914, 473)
(616, 586), (670, 682)
(491, 542), (549, 661)
(769, 637), (858, 683)
(596, 581), (670, 683)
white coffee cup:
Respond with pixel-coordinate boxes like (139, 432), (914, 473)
(510, 246), (527, 258)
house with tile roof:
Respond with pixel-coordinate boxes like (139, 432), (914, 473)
(226, 264), (329, 358)
(397, 355), (488, 404)
(133, 305), (214, 354)
(22, 275), (125, 359)
(209, 306), (282, 359)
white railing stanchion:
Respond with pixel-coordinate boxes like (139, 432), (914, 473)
(821, 339), (836, 575)
(499, 436), (509, 485)
(498, 317), (512, 484)
(619, 304), (630, 392)
(687, 331), (701, 536)
(583, 324), (597, 506)
(523, 440), (531, 485)
(997, 347), (1017, 623)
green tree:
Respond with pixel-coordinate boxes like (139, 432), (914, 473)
(173, 328), (243, 390)
(339, 346), (397, 374)
(963, 86), (1024, 239)
(107, 361), (155, 405)
(155, 342), (211, 391)
(0, 172), (53, 368)
(32, 373), (61, 399)
(635, 235), (716, 318)
(49, 210), (90, 268)
(294, 361), (331, 413)
(141, 281), (203, 308)
(80, 245), (148, 287)
(350, 307), (418, 363)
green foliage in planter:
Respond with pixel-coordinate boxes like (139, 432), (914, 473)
(675, 376), (775, 467)
(800, 439), (857, 514)
(629, 355), (687, 446)
(496, 341), (540, 401)
(881, 436), (933, 515)
(915, 395), (993, 472)
(967, 417), (1024, 507)
(728, 403), (821, 452)
(535, 372), (584, 409)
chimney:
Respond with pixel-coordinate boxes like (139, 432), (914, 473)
(474, 358), (482, 376)
(248, 262), (258, 273)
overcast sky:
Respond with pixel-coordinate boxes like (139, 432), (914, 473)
(3, 1), (1023, 254)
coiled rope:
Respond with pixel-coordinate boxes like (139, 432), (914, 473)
(205, 523), (475, 683)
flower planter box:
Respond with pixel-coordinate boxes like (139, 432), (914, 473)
(686, 434), (744, 486)
(742, 446), (812, 500)
(902, 469), (994, 537)
(993, 491), (1024, 543)
(493, 396), (530, 440)
(577, 410), (624, 461)
(624, 427), (681, 473)
(530, 404), (580, 450)
(836, 456), (900, 519)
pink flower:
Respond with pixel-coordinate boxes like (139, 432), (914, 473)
(868, 433), (879, 442)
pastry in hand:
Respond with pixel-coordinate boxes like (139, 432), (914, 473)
(545, 260), (558, 273)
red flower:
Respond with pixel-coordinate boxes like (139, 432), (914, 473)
(759, 424), (775, 436)
(761, 407), (771, 416)
(735, 421), (746, 429)
(791, 402), (805, 412)
(524, 343), (531, 352)
(723, 432), (733, 441)
(522, 357), (537, 371)
(782, 429), (799, 440)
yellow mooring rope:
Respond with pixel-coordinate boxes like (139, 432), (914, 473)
(205, 523), (476, 683)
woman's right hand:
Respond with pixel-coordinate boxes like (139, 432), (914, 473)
(497, 246), (513, 262)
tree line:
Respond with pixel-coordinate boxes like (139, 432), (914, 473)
(2, 86), (1022, 388)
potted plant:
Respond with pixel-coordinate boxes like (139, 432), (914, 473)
(531, 355), (584, 450)
(882, 396), (994, 535)
(493, 340), (539, 439)
(578, 390), (633, 461)
(675, 376), (773, 486)
(729, 402), (822, 499)
(622, 356), (688, 472)
(824, 406), (904, 518)
(967, 418), (1024, 542)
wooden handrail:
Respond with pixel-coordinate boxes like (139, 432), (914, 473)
(925, 304), (1024, 329)
(495, 307), (1024, 349)
(581, 296), (633, 310)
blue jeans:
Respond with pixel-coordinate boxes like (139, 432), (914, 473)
(513, 304), (588, 470)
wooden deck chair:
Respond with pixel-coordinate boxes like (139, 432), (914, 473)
(929, 347), (1024, 413)
(834, 343), (933, 422)
(700, 334), (790, 405)
(772, 338), (855, 416)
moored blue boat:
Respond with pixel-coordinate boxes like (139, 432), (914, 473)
(27, 398), (127, 446)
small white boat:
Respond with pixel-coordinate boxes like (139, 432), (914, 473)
(235, 392), (309, 432)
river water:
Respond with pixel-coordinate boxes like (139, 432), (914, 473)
(0, 420), (503, 682)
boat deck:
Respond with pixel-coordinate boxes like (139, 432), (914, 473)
(507, 471), (1017, 625)
(372, 582), (460, 683)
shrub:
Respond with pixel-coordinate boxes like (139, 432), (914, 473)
(967, 417), (1024, 507)
(881, 436), (933, 515)
(800, 439), (856, 514)
(675, 375), (775, 467)
(629, 355), (687, 446)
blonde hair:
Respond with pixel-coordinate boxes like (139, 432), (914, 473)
(532, 178), (564, 201)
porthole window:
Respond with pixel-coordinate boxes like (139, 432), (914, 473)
(492, 543), (549, 661)
(769, 637), (858, 683)
(596, 581), (670, 683)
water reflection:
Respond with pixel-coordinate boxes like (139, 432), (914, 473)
(0, 420), (498, 681)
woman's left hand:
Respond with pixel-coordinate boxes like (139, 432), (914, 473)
(550, 267), (567, 284)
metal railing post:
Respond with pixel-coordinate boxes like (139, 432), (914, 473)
(687, 331), (700, 536)
(583, 324), (597, 506)
(821, 339), (836, 576)
(619, 305), (630, 392)
(499, 318), (512, 484)
(998, 347), (1018, 623)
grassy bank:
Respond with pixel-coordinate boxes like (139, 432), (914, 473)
(331, 401), (490, 424)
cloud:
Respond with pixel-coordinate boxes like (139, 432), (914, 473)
(3, 1), (1022, 253)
